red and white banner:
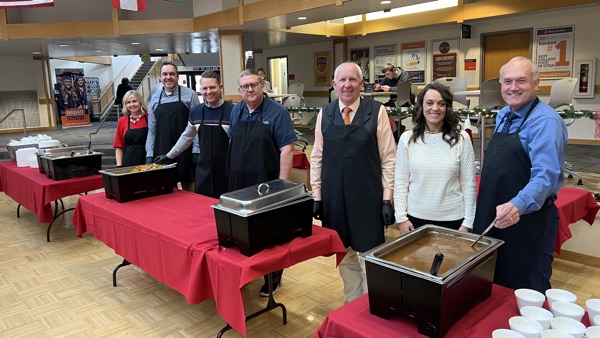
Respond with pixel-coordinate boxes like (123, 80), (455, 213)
(111, 0), (146, 12)
(0, 0), (54, 9)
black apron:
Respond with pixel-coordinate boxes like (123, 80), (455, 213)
(195, 105), (229, 198)
(122, 115), (148, 167)
(227, 101), (280, 191)
(321, 99), (384, 252)
(474, 98), (558, 292)
(153, 86), (194, 184)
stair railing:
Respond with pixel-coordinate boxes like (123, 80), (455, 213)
(0, 108), (28, 137)
(88, 104), (119, 153)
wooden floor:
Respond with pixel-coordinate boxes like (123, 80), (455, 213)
(0, 175), (599, 337)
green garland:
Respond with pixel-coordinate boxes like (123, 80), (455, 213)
(287, 106), (598, 120)
(388, 107), (598, 119)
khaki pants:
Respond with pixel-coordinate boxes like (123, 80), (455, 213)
(339, 247), (368, 304)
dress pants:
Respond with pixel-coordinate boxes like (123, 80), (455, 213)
(339, 247), (368, 304)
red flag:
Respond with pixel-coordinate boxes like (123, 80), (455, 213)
(111, 0), (146, 12)
(0, 0), (54, 9)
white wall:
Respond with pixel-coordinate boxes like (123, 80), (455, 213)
(261, 6), (600, 140)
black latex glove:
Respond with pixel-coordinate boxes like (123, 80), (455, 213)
(154, 155), (169, 164)
(312, 200), (323, 220)
(382, 203), (395, 226)
(192, 153), (199, 164)
(145, 157), (153, 164)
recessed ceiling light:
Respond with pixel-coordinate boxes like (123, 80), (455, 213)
(131, 42), (140, 45)
(298, 16), (307, 20)
(59, 44), (68, 47)
(32, 51), (41, 55)
(380, 0), (391, 4)
(94, 50), (102, 53)
(155, 48), (163, 51)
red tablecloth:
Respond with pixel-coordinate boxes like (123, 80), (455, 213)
(555, 187), (600, 252)
(0, 161), (104, 223)
(293, 151), (310, 169)
(72, 190), (346, 336)
(316, 284), (592, 338)
(475, 176), (599, 253)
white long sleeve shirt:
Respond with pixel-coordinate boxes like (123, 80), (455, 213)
(394, 130), (477, 228)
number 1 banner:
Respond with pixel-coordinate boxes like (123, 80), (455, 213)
(535, 26), (574, 79)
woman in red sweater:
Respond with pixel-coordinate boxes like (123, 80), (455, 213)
(113, 90), (149, 167)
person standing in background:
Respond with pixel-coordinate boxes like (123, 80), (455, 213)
(154, 70), (233, 198)
(474, 56), (568, 293)
(227, 69), (296, 297)
(116, 77), (133, 108)
(394, 83), (476, 235)
(310, 62), (396, 304)
(145, 62), (201, 192)
(257, 68), (272, 93)
(113, 90), (149, 167)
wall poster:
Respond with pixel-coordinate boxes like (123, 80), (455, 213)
(535, 26), (574, 79)
(54, 68), (91, 128)
(401, 41), (426, 84)
(314, 51), (331, 87)
(350, 47), (370, 82)
(374, 44), (397, 83)
(431, 38), (459, 80)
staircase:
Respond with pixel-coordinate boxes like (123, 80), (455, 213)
(106, 61), (156, 121)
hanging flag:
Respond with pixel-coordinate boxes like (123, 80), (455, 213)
(111, 0), (146, 12)
(0, 0), (54, 9)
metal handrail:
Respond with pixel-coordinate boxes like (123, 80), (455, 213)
(88, 105), (118, 153)
(0, 109), (28, 137)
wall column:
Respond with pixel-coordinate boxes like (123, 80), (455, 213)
(218, 30), (245, 102)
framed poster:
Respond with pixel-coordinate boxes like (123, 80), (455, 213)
(431, 38), (459, 80)
(350, 47), (370, 82)
(374, 44), (397, 83)
(535, 26), (574, 79)
(574, 59), (596, 98)
(401, 41), (426, 84)
(314, 51), (331, 87)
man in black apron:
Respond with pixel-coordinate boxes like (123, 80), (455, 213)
(474, 57), (568, 293)
(310, 62), (397, 303)
(227, 69), (297, 297)
(145, 62), (201, 192)
(153, 71), (233, 198)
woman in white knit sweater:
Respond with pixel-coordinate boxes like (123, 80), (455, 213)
(394, 83), (476, 235)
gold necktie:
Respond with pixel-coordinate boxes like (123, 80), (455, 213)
(342, 106), (352, 125)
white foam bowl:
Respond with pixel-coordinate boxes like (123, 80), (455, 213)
(545, 289), (577, 307)
(586, 326), (600, 338)
(515, 288), (546, 309)
(520, 305), (553, 330)
(594, 314), (600, 326)
(550, 317), (585, 338)
(509, 316), (544, 338)
(492, 328), (526, 338)
(541, 329), (574, 338)
(550, 301), (584, 322)
(587, 299), (600, 325)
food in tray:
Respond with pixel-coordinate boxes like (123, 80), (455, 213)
(131, 164), (164, 172)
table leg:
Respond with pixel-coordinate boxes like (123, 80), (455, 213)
(216, 272), (287, 337)
(47, 207), (75, 242)
(480, 116), (486, 166)
(17, 204), (21, 218)
(112, 259), (132, 287)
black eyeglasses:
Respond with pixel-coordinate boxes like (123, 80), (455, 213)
(239, 82), (260, 91)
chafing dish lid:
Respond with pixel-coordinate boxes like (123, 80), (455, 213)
(37, 145), (88, 155)
(212, 179), (310, 216)
(41, 150), (102, 159)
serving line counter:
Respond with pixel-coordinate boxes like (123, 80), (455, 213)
(315, 284), (592, 337)
(0, 160), (104, 241)
(72, 189), (346, 337)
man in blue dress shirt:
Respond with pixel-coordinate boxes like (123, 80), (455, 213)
(474, 56), (568, 293)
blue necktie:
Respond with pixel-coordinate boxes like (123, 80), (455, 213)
(501, 111), (516, 133)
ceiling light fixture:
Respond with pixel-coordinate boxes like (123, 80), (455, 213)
(380, 1), (391, 4)
(155, 48), (164, 51)
(298, 16), (307, 20)
(131, 42), (140, 45)
(32, 51), (41, 54)
(94, 50), (102, 53)
(59, 44), (68, 47)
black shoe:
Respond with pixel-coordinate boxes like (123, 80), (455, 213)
(259, 281), (282, 297)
